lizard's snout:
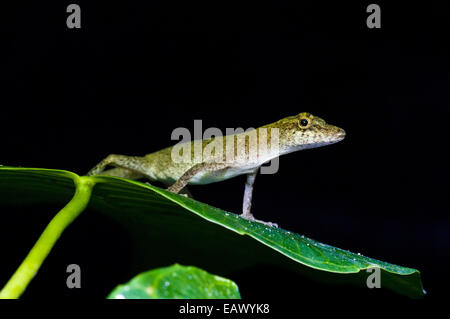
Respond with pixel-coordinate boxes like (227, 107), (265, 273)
(332, 127), (346, 142)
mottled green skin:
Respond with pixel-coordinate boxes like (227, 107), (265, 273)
(146, 112), (344, 184)
(89, 112), (345, 185)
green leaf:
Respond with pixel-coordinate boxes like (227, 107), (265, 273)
(0, 167), (425, 298)
(107, 264), (241, 299)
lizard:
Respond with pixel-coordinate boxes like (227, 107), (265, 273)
(86, 112), (345, 227)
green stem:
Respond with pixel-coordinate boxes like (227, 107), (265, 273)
(0, 176), (95, 299)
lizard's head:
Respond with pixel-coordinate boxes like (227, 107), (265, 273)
(274, 112), (346, 153)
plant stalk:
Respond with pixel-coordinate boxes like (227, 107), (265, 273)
(0, 176), (95, 299)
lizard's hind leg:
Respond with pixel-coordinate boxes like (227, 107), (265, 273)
(167, 162), (229, 194)
(86, 154), (151, 179)
(99, 167), (145, 180)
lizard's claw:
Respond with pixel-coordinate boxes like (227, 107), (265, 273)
(240, 213), (278, 228)
(258, 220), (278, 228)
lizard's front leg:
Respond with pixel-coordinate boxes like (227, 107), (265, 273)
(241, 169), (258, 219)
(240, 169), (278, 227)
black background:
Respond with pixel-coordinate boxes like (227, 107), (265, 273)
(0, 0), (449, 304)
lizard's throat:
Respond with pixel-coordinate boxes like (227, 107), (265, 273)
(280, 138), (344, 155)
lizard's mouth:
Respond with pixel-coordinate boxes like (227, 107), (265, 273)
(328, 126), (345, 144)
(335, 128), (346, 141)
(324, 128), (346, 145)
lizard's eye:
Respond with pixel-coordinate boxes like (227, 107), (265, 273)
(297, 113), (312, 129)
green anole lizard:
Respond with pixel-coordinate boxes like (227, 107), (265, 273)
(86, 112), (345, 226)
